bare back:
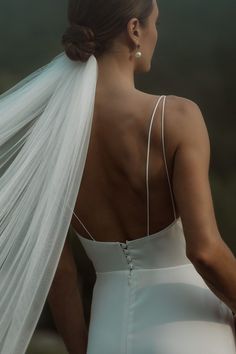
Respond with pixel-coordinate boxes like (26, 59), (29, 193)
(70, 91), (180, 242)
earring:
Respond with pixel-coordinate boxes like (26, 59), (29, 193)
(135, 44), (142, 59)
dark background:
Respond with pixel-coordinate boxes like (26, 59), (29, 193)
(0, 0), (235, 352)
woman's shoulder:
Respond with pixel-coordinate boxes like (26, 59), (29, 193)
(141, 92), (201, 114)
(146, 93), (207, 139)
(165, 94), (208, 142)
(165, 95), (203, 119)
(137, 91), (203, 121)
(129, 90), (207, 141)
(139, 92), (209, 155)
(163, 95), (210, 165)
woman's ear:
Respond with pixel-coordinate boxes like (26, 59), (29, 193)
(127, 17), (142, 46)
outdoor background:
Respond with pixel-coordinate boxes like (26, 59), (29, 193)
(0, 0), (235, 353)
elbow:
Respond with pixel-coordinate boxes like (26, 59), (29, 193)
(187, 238), (233, 270)
(186, 247), (216, 268)
(187, 252), (210, 268)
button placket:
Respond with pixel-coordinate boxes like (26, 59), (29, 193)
(128, 263), (133, 285)
(120, 242), (134, 285)
(126, 255), (132, 262)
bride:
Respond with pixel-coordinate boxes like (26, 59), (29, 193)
(0, 0), (235, 353)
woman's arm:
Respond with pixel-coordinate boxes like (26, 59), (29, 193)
(170, 96), (236, 314)
(47, 235), (88, 354)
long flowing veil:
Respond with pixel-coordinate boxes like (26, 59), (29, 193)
(0, 51), (98, 353)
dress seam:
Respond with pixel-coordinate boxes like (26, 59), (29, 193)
(95, 262), (193, 274)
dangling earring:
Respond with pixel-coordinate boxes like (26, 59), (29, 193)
(135, 44), (142, 59)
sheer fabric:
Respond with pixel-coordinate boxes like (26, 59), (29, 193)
(0, 52), (98, 353)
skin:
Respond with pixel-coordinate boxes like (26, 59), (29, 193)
(48, 1), (236, 352)
(70, 0), (180, 242)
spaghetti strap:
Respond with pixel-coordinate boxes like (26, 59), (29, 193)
(161, 95), (177, 220)
(146, 95), (177, 236)
(146, 96), (165, 236)
(72, 210), (96, 241)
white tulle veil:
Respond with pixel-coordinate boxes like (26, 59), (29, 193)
(0, 51), (98, 353)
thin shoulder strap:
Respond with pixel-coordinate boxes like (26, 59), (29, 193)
(146, 95), (165, 236)
(161, 95), (177, 221)
(66, 206), (96, 241)
(73, 212), (96, 240)
(146, 95), (177, 236)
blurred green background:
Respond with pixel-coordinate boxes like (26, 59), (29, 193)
(0, 0), (235, 352)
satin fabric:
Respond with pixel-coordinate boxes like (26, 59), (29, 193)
(73, 218), (236, 354)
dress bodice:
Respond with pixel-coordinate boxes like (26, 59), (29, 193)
(72, 217), (191, 273)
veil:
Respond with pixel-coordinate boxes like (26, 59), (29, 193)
(0, 51), (98, 353)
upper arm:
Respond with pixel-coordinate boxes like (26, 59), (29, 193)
(171, 97), (222, 261)
(51, 236), (78, 283)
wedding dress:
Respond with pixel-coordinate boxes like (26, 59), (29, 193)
(71, 95), (236, 354)
(0, 51), (235, 354)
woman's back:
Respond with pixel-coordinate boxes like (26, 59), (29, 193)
(71, 92), (182, 242)
(70, 93), (236, 354)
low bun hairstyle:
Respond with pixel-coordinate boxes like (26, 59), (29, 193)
(62, 0), (154, 62)
(62, 24), (96, 62)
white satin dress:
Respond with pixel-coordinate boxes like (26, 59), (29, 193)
(71, 95), (236, 353)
